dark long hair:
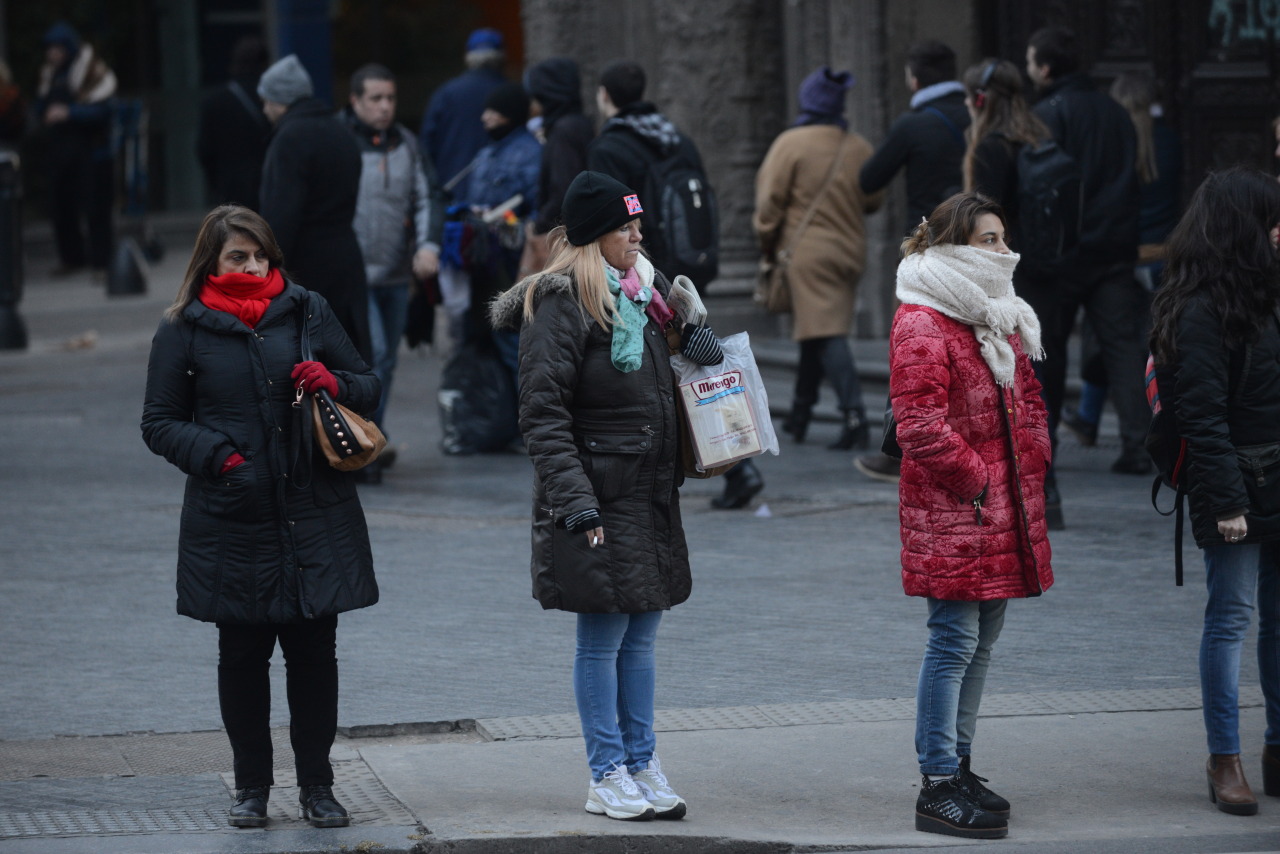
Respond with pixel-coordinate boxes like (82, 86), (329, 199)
(1150, 167), (1280, 362)
(902, 192), (1007, 257)
(164, 205), (285, 323)
(961, 59), (1049, 193)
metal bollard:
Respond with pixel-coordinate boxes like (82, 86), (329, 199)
(0, 151), (27, 350)
(106, 235), (147, 296)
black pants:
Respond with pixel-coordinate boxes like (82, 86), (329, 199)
(794, 336), (865, 416)
(1017, 260), (1150, 453)
(47, 134), (114, 269)
(217, 616), (339, 789)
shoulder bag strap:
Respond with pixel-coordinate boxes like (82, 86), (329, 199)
(777, 132), (853, 264)
(922, 105), (966, 150)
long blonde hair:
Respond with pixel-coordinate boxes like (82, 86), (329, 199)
(1110, 71), (1158, 184)
(522, 225), (618, 329)
(961, 58), (1050, 193)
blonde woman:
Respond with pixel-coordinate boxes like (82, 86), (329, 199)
(490, 171), (721, 822)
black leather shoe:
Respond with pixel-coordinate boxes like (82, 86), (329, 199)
(711, 460), (764, 509)
(916, 775), (1007, 838)
(228, 786), (269, 828)
(957, 756), (1010, 817)
(854, 452), (901, 483)
(1061, 407), (1098, 447)
(299, 785), (350, 827)
(782, 404), (812, 443)
(828, 412), (870, 451)
(1111, 448), (1153, 475)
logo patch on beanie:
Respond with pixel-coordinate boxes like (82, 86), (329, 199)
(624, 194), (643, 215)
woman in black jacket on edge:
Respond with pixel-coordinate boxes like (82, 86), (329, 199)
(141, 205), (379, 829)
(489, 171), (722, 822)
(1150, 167), (1280, 816)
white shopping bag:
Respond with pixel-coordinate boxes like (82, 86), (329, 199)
(671, 332), (779, 471)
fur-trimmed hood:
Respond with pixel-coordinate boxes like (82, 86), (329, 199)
(488, 254), (656, 332)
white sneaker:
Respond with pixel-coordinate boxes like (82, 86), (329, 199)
(631, 756), (687, 819)
(585, 765), (656, 821)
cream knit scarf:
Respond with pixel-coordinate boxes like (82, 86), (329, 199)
(895, 244), (1044, 387)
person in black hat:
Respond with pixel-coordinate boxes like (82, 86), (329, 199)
(489, 170), (724, 822)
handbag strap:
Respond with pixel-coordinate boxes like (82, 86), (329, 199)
(778, 132), (853, 261)
(289, 295), (317, 489)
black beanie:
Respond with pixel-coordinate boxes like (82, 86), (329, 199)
(562, 171), (643, 246)
(485, 82), (530, 126)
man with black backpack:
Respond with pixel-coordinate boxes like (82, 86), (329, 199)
(587, 62), (759, 509)
(1026, 26), (1150, 480)
(587, 61), (719, 285)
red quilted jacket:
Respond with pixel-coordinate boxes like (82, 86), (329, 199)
(890, 304), (1054, 600)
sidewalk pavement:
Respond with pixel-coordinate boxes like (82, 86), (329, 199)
(3, 698), (1278, 853)
(3, 237), (1275, 853)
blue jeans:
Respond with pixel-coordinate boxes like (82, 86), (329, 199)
(574, 611), (663, 780)
(1200, 542), (1280, 754)
(367, 284), (410, 431)
(916, 598), (1007, 775)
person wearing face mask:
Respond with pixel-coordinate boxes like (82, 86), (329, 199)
(489, 171), (723, 822)
(889, 192), (1053, 840)
(141, 205), (380, 830)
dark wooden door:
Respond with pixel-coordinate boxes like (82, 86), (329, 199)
(982, 0), (1280, 199)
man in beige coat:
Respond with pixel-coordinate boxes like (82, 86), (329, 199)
(755, 66), (884, 450)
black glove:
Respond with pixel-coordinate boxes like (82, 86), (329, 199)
(562, 508), (602, 534)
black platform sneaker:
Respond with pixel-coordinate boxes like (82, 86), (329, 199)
(915, 775), (1008, 839)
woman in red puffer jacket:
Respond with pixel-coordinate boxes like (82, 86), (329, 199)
(887, 192), (1053, 840)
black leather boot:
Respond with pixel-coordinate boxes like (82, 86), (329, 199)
(228, 786), (269, 828)
(711, 459), (764, 510)
(828, 410), (869, 451)
(782, 403), (812, 443)
(299, 784), (351, 827)
(1263, 743), (1280, 796)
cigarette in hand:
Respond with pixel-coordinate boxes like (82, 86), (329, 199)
(591, 534), (600, 547)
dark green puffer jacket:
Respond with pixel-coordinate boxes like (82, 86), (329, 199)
(489, 259), (691, 613)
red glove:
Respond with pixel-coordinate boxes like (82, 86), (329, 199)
(221, 452), (246, 474)
(291, 361), (338, 397)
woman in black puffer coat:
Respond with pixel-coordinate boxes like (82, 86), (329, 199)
(490, 171), (722, 822)
(141, 205), (379, 829)
(1150, 167), (1280, 816)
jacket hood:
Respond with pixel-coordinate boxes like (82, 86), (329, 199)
(526, 58), (583, 128)
(604, 103), (680, 156)
(43, 22), (80, 56)
(488, 255), (657, 332)
(489, 272), (572, 332)
(1039, 71), (1094, 100)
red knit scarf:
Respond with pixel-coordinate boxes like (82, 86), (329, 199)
(199, 268), (285, 329)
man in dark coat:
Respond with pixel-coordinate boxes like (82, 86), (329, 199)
(859, 40), (969, 234)
(197, 35), (271, 211)
(1026, 26), (1148, 481)
(854, 39), (969, 486)
(258, 55), (372, 362)
(419, 27), (507, 199)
